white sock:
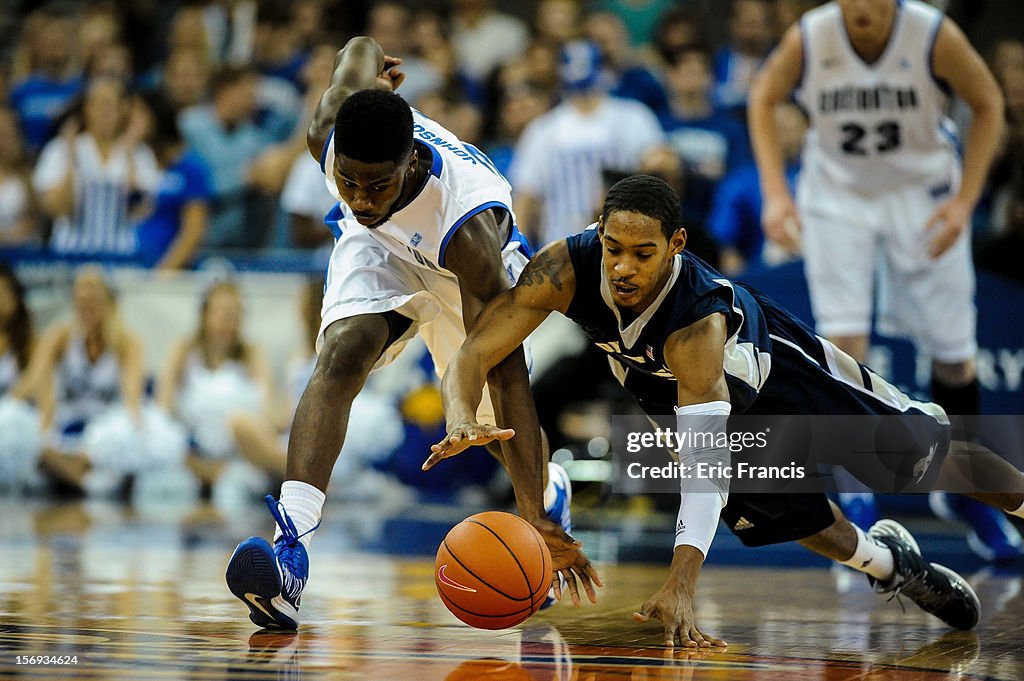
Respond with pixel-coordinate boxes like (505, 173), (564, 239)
(1009, 498), (1024, 519)
(275, 480), (325, 551)
(839, 525), (894, 582)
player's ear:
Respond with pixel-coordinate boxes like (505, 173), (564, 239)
(669, 227), (687, 255)
(597, 215), (605, 238)
(407, 148), (417, 174)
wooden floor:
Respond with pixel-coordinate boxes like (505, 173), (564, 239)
(1, 499), (1022, 680)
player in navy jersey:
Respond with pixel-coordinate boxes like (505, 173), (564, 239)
(426, 175), (1024, 646)
(225, 37), (599, 631)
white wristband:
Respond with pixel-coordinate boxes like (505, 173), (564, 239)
(672, 401), (732, 557)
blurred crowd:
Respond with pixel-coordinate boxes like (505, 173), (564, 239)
(0, 0), (1019, 276)
(1, 0), (1023, 507)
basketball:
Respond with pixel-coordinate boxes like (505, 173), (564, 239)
(435, 511), (553, 630)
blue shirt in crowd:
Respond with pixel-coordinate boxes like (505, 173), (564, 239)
(134, 150), (214, 267)
(8, 73), (84, 150)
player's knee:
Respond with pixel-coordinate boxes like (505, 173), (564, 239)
(932, 359), (975, 386)
(316, 317), (387, 389)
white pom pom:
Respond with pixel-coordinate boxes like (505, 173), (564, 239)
(139, 405), (188, 472)
(179, 370), (263, 459)
(331, 391), (404, 482)
(0, 397), (42, 486)
(82, 407), (144, 474)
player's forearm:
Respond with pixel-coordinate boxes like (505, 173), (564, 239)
(486, 347), (546, 520)
(748, 97), (790, 200)
(440, 349), (489, 427)
(308, 37), (384, 158)
(957, 101), (1005, 207)
(665, 544), (704, 590)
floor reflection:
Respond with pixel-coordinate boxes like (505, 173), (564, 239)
(0, 499), (1021, 680)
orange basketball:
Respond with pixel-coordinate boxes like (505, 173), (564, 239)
(435, 511), (552, 630)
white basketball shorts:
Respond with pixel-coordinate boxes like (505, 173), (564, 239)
(796, 166), (976, 363)
(318, 226), (530, 424)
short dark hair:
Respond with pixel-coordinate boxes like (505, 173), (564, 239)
(334, 89), (414, 164)
(602, 174), (682, 240)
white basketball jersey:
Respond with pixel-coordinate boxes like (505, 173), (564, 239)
(796, 0), (959, 194)
(321, 110), (516, 277)
(55, 334), (122, 426)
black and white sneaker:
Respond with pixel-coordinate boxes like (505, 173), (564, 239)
(867, 519), (981, 630)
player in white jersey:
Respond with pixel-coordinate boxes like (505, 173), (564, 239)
(225, 37), (600, 631)
(750, 0), (1012, 558)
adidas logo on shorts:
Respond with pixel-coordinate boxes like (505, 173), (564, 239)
(733, 517), (755, 531)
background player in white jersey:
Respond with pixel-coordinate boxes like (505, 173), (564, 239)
(226, 36), (600, 631)
(749, 0), (1015, 557)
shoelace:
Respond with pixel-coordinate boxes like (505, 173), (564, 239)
(889, 569), (950, 613)
(264, 495), (321, 575)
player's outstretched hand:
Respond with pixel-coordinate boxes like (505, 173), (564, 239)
(422, 421), (514, 470)
(761, 193), (802, 254)
(376, 55), (405, 92)
(633, 582), (727, 649)
(925, 196), (971, 258)
(530, 517), (603, 606)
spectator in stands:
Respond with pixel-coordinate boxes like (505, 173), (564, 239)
(85, 43), (134, 83)
(135, 95), (213, 270)
(660, 44), (750, 225)
(159, 281), (272, 498)
(713, 0), (774, 113)
(585, 11), (669, 113)
(652, 6), (700, 66)
(511, 41), (664, 245)
(180, 65), (282, 250)
(0, 264), (33, 398)
(160, 48), (212, 112)
(79, 2), (125, 74)
(534, 0), (583, 46)
(450, 0), (529, 87)
(16, 267), (145, 495)
(33, 77), (160, 259)
(249, 41), (335, 203)
(708, 102), (805, 275)
(485, 82), (553, 179)
(0, 106), (39, 247)
(168, 6), (213, 67)
(366, 2), (442, 105)
(591, 0), (675, 47)
(8, 8), (84, 152)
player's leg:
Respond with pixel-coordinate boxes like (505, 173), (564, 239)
(225, 311), (409, 630)
(226, 229), (423, 630)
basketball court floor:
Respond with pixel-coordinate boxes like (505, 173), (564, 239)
(1, 497), (1022, 680)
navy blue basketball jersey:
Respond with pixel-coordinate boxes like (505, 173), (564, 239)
(565, 226), (771, 414)
(563, 226), (950, 423)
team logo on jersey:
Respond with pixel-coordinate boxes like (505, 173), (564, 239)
(676, 519), (686, 536)
(410, 232), (423, 247)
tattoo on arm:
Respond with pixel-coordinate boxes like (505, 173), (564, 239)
(518, 251), (563, 290)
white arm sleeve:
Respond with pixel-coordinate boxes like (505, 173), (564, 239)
(673, 400), (732, 557)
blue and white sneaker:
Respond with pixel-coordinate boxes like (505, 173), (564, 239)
(541, 462), (572, 609)
(226, 495), (319, 630)
(929, 492), (1022, 563)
